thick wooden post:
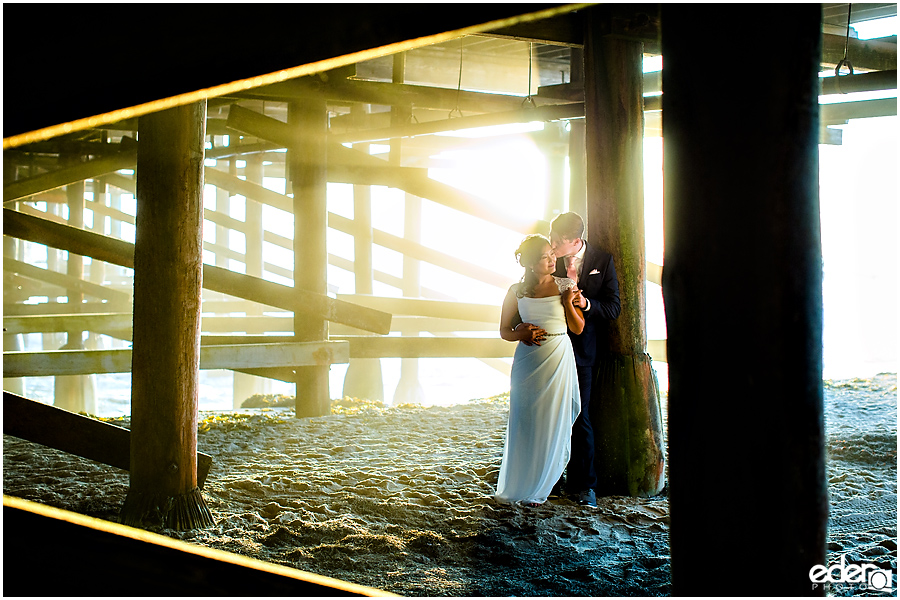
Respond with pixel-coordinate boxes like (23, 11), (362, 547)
(661, 5), (826, 595)
(584, 8), (666, 497)
(342, 103), (385, 403)
(120, 101), (214, 530)
(289, 98), (331, 417)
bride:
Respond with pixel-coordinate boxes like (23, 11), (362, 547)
(495, 234), (584, 506)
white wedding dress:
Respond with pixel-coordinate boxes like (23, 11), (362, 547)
(495, 278), (581, 505)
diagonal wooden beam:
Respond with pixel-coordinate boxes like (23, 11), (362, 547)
(3, 209), (392, 334)
(3, 257), (132, 304)
(3, 392), (213, 488)
(330, 143), (547, 234)
(226, 104), (545, 234)
(3, 150), (138, 204)
(328, 212), (514, 288)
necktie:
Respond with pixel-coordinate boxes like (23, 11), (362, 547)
(565, 255), (578, 284)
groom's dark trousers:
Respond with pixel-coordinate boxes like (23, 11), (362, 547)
(554, 240), (620, 494)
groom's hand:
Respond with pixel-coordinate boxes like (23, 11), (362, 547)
(572, 288), (587, 310)
(516, 322), (546, 346)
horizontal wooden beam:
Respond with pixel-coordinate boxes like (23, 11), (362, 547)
(3, 392), (212, 488)
(3, 301), (133, 317)
(337, 294), (502, 322)
(2, 340), (349, 378)
(3, 150), (137, 204)
(647, 339), (666, 363)
(820, 97), (897, 124)
(822, 33), (898, 72)
(819, 69), (897, 95)
(245, 77), (546, 114)
(329, 102), (585, 144)
(3, 209), (392, 334)
(480, 11), (585, 47)
(333, 335), (514, 358)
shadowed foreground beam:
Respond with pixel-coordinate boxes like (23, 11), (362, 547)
(3, 496), (394, 597)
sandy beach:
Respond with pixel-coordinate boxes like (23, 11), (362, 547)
(3, 373), (896, 596)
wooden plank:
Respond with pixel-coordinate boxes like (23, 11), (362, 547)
(337, 294), (502, 322)
(329, 143), (547, 235)
(647, 339), (667, 362)
(202, 264), (391, 334)
(3, 392), (212, 488)
(328, 212), (515, 288)
(332, 316), (499, 334)
(819, 70), (897, 96)
(820, 97), (897, 125)
(822, 33), (898, 72)
(334, 335), (515, 358)
(3, 149), (138, 204)
(2, 341), (350, 378)
(3, 209), (392, 334)
(4, 257), (132, 304)
(329, 102), (585, 144)
(225, 105), (545, 235)
(2, 496), (394, 597)
(87, 197), (136, 225)
(3, 313), (134, 336)
(4, 208), (137, 268)
(204, 167), (292, 212)
(3, 301), (133, 317)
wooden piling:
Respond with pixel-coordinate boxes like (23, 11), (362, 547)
(289, 97), (331, 417)
(342, 103), (385, 403)
(232, 153), (270, 408)
(661, 5), (826, 594)
(390, 52), (425, 406)
(120, 101), (214, 530)
(55, 169), (97, 415)
(584, 8), (666, 498)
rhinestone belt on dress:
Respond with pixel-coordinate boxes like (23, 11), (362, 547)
(544, 332), (567, 337)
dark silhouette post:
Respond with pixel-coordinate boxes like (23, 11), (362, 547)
(121, 101), (214, 530)
(661, 5), (826, 594)
(584, 7), (666, 497)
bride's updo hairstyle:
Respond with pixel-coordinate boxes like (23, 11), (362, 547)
(515, 234), (551, 298)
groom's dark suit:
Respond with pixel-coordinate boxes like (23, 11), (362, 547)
(554, 240), (620, 493)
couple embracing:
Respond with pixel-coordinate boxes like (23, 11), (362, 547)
(496, 212), (621, 508)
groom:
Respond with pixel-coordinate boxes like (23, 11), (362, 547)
(549, 212), (620, 507)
